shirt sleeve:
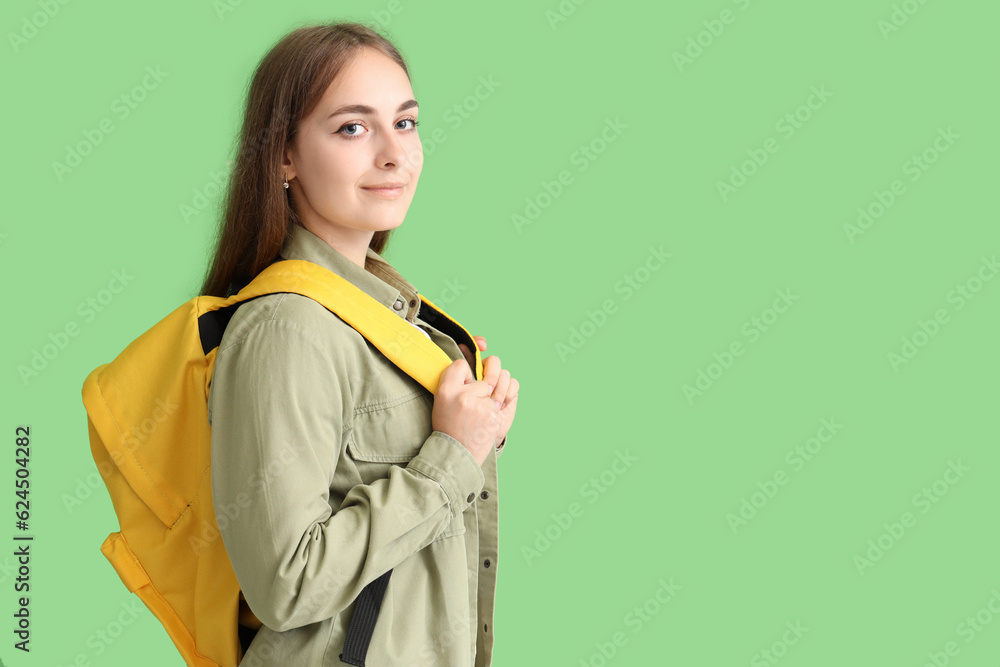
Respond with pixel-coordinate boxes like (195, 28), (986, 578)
(208, 317), (485, 633)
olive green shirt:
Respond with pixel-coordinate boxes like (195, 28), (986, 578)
(208, 222), (504, 666)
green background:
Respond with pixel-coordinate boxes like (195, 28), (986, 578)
(2, 0), (998, 664)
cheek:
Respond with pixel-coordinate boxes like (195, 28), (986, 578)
(301, 140), (359, 189)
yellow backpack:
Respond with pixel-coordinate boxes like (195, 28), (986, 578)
(82, 258), (484, 666)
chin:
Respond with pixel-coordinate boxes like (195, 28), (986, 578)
(368, 212), (408, 232)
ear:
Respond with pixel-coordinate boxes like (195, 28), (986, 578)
(283, 146), (296, 182)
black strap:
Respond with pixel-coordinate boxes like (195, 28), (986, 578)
(339, 569), (393, 666)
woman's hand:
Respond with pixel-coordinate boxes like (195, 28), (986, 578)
(432, 359), (501, 466)
(458, 336), (518, 449)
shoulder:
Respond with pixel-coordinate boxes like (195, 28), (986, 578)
(208, 292), (360, 412)
(207, 293), (360, 424)
(217, 292), (364, 365)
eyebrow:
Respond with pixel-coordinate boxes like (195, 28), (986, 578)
(326, 99), (419, 120)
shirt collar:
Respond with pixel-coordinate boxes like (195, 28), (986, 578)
(278, 223), (422, 323)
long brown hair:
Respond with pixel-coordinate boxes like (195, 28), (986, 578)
(199, 21), (411, 297)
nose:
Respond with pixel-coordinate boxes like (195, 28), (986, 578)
(375, 125), (409, 169)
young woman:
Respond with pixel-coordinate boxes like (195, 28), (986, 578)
(203, 22), (518, 666)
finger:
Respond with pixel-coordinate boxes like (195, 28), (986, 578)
(500, 377), (519, 409)
(482, 355), (502, 396)
(474, 335), (487, 351)
(439, 357), (474, 391)
(448, 358), (494, 399)
(498, 390), (517, 434)
(493, 369), (511, 405)
(500, 389), (517, 416)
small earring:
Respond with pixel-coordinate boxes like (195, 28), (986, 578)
(283, 173), (289, 189)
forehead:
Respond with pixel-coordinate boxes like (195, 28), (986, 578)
(317, 48), (413, 110)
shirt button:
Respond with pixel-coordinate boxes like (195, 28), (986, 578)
(484, 558), (491, 568)
(480, 490), (489, 500)
(393, 299), (404, 311)
(467, 492), (475, 503)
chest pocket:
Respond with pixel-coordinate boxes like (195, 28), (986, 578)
(346, 387), (435, 485)
(345, 385), (468, 544)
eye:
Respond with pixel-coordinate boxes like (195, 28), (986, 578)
(336, 122), (366, 139)
(398, 118), (420, 131)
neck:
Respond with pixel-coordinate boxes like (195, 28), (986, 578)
(299, 219), (373, 269)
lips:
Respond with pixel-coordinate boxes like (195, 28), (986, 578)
(362, 182), (406, 189)
(361, 182), (405, 199)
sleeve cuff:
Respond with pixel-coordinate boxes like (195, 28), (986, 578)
(406, 431), (485, 516)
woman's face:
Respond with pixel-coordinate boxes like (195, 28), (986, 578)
(284, 47), (422, 243)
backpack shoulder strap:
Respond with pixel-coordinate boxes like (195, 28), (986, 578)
(243, 259), (484, 391)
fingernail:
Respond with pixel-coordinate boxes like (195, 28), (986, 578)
(488, 385), (494, 393)
(495, 401), (502, 411)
